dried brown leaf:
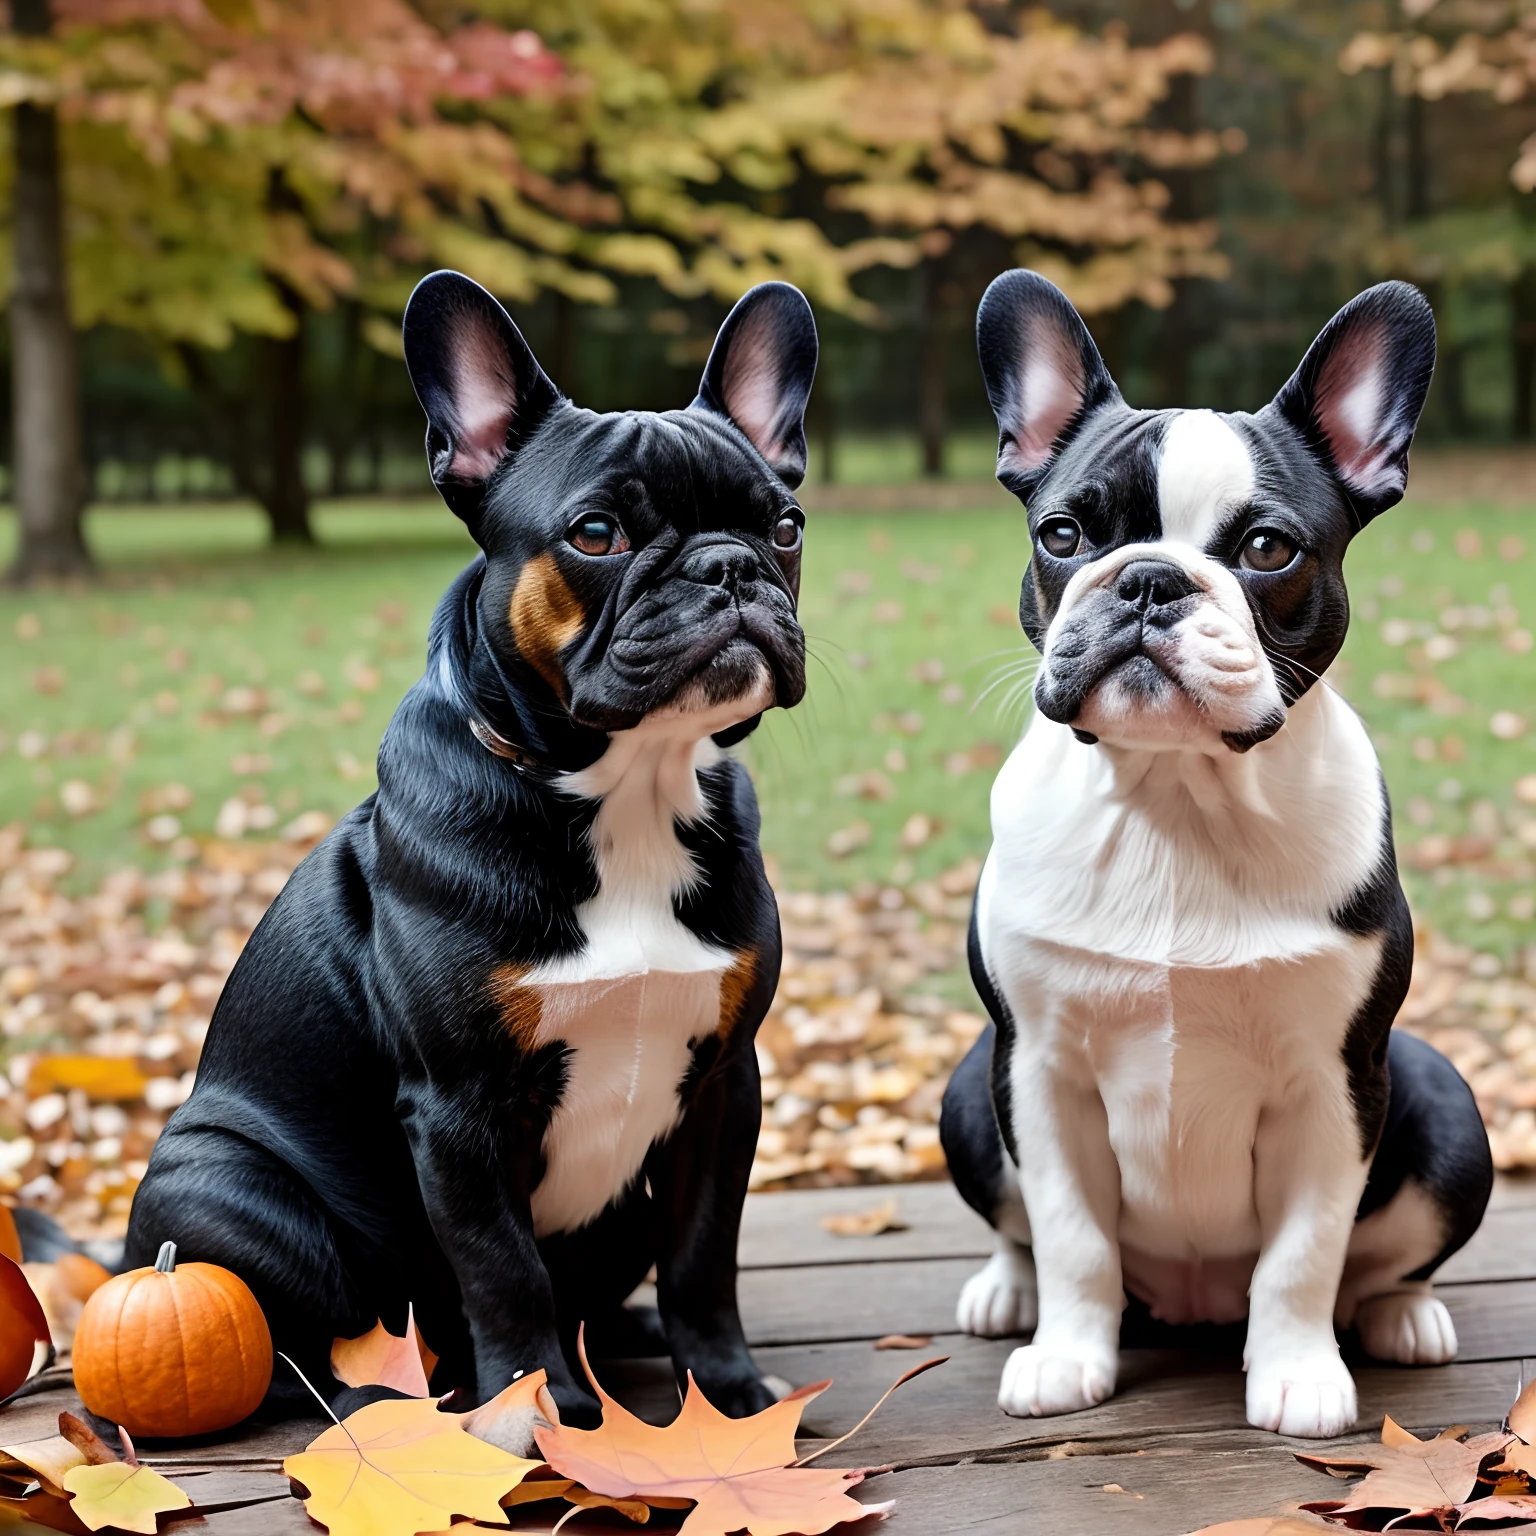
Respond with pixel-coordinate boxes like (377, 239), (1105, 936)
(1297, 1418), (1511, 1528)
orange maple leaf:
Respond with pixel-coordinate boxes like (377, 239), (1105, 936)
(331, 1303), (438, 1397)
(284, 1396), (540, 1536)
(534, 1334), (891, 1536)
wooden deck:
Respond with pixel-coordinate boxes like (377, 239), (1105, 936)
(5, 1175), (1535, 1534)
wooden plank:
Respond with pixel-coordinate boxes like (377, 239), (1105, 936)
(1442, 1278), (1536, 1363)
(1488, 1174), (1536, 1212)
(739, 1182), (991, 1269)
(739, 1256), (973, 1345)
(739, 1176), (1536, 1275)
(740, 1252), (1536, 1364)
(869, 1446), (1336, 1536)
(1439, 1205), (1536, 1284)
(599, 1337), (1523, 1465)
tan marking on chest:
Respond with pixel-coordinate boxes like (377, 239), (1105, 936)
(490, 963), (542, 1052)
(509, 553), (585, 697)
(716, 947), (758, 1039)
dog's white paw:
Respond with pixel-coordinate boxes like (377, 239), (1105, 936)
(956, 1246), (1037, 1338)
(1246, 1350), (1357, 1439)
(1355, 1291), (1458, 1365)
(997, 1341), (1116, 1418)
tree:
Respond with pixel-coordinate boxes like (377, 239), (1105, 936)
(1342, 0), (1536, 435)
(7, 0), (88, 579)
(2, 0), (1223, 570)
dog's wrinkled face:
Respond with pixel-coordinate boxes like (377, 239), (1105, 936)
(976, 272), (1436, 753)
(402, 274), (816, 738)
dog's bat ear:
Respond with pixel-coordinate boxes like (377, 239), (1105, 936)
(692, 282), (818, 489)
(1271, 281), (1436, 526)
(976, 269), (1119, 503)
(402, 271), (561, 525)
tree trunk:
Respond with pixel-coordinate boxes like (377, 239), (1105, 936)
(262, 283), (312, 542)
(918, 259), (948, 479)
(7, 0), (89, 581)
(1512, 269), (1536, 440)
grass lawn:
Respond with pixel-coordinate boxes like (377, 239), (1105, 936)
(1, 492), (1533, 957)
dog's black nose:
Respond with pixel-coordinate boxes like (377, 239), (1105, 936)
(681, 542), (756, 592)
(1115, 559), (1199, 612)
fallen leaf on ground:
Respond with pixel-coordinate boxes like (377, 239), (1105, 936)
(61, 1460), (191, 1534)
(0, 1433), (87, 1497)
(1457, 1492), (1536, 1525)
(284, 1394), (540, 1536)
(460, 1368), (559, 1457)
(535, 1330), (894, 1536)
(817, 1199), (908, 1237)
(331, 1304), (438, 1397)
(57, 1424), (190, 1535)
(873, 1335), (931, 1350)
(1504, 1375), (1536, 1478)
(1297, 1416), (1511, 1528)
(0, 1254), (52, 1399)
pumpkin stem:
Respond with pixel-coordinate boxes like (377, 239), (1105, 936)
(154, 1241), (177, 1274)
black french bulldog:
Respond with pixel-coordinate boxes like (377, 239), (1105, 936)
(125, 272), (817, 1428)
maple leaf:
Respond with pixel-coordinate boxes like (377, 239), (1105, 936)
(0, 1433), (87, 1498)
(1296, 1416), (1511, 1528)
(58, 1423), (191, 1536)
(535, 1331), (894, 1536)
(284, 1394), (541, 1536)
(1456, 1491), (1536, 1526)
(460, 1369), (559, 1458)
(1502, 1376), (1536, 1481)
(331, 1304), (437, 1397)
(62, 1460), (192, 1535)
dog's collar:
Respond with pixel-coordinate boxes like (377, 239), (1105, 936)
(466, 715), (541, 772)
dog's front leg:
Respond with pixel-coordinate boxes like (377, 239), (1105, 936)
(401, 1083), (597, 1421)
(646, 1039), (775, 1418)
(999, 1046), (1123, 1418)
(1244, 1081), (1369, 1439)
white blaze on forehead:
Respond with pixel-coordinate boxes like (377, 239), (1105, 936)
(1155, 410), (1256, 549)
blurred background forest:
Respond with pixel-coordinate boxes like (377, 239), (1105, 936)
(0, 0), (1534, 1225)
(3, 0), (1536, 550)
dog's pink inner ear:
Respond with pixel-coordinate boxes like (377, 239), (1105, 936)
(999, 321), (1086, 476)
(1314, 325), (1397, 497)
(720, 313), (787, 466)
(447, 315), (517, 481)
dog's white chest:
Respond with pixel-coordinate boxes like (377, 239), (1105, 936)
(981, 687), (1388, 1317)
(523, 728), (732, 1239)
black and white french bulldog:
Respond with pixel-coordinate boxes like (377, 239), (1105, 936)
(125, 272), (817, 1429)
(940, 271), (1493, 1439)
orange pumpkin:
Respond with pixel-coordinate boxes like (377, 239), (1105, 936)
(52, 1252), (111, 1305)
(73, 1241), (273, 1437)
(0, 1205), (22, 1266)
(0, 1254), (50, 1399)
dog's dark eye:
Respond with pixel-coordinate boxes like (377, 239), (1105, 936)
(1239, 530), (1297, 573)
(568, 515), (629, 557)
(772, 514), (803, 554)
(1038, 517), (1082, 559)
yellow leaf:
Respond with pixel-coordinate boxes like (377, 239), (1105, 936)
(26, 1056), (147, 1102)
(0, 1434), (86, 1498)
(284, 1397), (540, 1536)
(61, 1460), (192, 1535)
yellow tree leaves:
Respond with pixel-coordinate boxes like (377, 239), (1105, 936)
(284, 1397), (541, 1536)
